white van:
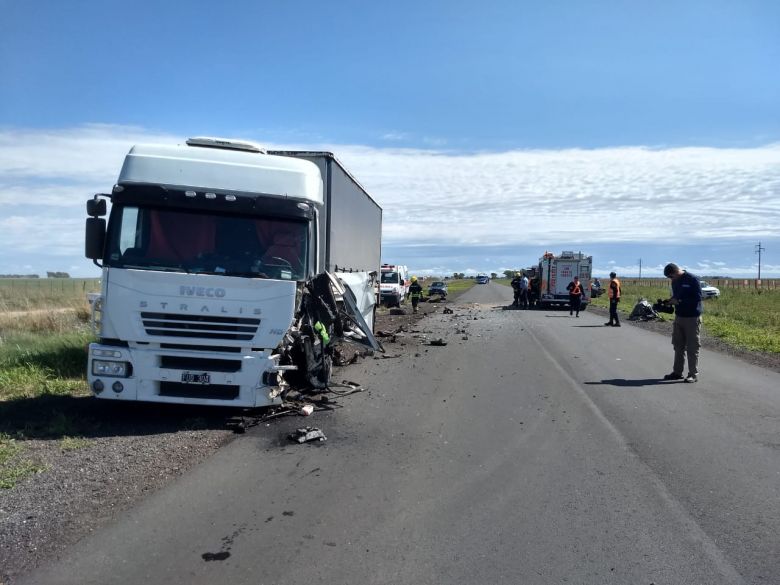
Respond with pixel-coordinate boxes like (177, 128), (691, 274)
(379, 264), (409, 306)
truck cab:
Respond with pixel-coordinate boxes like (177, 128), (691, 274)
(84, 138), (381, 407)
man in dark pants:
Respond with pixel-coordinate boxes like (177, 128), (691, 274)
(605, 271), (621, 327)
(663, 263), (703, 383)
(519, 272), (530, 309)
(510, 272), (522, 307)
(408, 276), (423, 314)
(566, 276), (583, 317)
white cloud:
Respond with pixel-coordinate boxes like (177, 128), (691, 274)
(381, 132), (408, 141)
(0, 124), (181, 181)
(595, 261), (780, 278)
(1, 125), (779, 276)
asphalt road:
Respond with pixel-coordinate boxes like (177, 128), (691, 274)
(20, 282), (780, 585)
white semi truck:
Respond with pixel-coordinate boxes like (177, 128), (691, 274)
(84, 137), (382, 407)
(537, 251), (593, 309)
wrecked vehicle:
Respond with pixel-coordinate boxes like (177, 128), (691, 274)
(428, 281), (448, 297)
(84, 137), (382, 407)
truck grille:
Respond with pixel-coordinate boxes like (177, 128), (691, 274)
(159, 356), (242, 373)
(141, 312), (260, 341)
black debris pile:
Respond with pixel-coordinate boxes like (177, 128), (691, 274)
(290, 427), (327, 444)
(629, 298), (664, 321)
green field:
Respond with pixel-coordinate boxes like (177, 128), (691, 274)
(0, 280), (99, 487)
(0, 278), (101, 311)
(437, 278), (477, 297)
(589, 283), (780, 353)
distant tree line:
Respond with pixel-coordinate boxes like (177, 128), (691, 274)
(0, 274), (40, 278)
(46, 272), (71, 278)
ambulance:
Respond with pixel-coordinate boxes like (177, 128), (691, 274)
(379, 264), (409, 307)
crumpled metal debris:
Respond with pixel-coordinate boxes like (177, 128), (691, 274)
(278, 272), (383, 391)
(290, 427), (327, 444)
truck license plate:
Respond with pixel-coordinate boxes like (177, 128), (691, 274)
(181, 371), (210, 385)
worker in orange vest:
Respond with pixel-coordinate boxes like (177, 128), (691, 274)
(566, 276), (584, 317)
(605, 271), (621, 327)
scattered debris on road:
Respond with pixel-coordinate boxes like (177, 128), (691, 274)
(290, 427), (327, 444)
(429, 338), (448, 346)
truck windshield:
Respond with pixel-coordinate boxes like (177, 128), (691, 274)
(106, 205), (309, 280)
(380, 271), (399, 283)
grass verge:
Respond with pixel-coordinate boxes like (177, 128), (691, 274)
(0, 325), (94, 487)
(589, 284), (780, 353)
(442, 278), (477, 297)
(60, 436), (93, 451)
(0, 434), (45, 489)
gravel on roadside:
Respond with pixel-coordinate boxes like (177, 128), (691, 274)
(0, 298), (444, 585)
(0, 406), (237, 584)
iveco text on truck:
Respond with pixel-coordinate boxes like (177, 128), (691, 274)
(85, 137), (382, 407)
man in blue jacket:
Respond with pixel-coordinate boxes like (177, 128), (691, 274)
(663, 263), (703, 383)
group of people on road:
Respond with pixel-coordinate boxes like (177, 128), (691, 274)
(573, 265), (702, 383)
(510, 272), (531, 309)
(408, 262), (703, 383)
(513, 264), (701, 382)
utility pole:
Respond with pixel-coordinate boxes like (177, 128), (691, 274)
(755, 242), (765, 279)
(638, 258), (642, 280)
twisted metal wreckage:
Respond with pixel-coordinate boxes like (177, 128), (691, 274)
(274, 272), (383, 396)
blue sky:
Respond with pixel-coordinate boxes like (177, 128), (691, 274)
(1, 0), (779, 277)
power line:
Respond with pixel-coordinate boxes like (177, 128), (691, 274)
(755, 242), (765, 280)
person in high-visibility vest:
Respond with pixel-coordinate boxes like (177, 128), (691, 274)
(605, 271), (621, 327)
(566, 275), (584, 317)
(408, 276), (423, 313)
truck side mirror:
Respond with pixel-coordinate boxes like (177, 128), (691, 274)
(87, 198), (107, 217)
(85, 217), (106, 260)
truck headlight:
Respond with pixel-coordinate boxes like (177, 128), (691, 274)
(93, 349), (122, 358)
(92, 360), (131, 378)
